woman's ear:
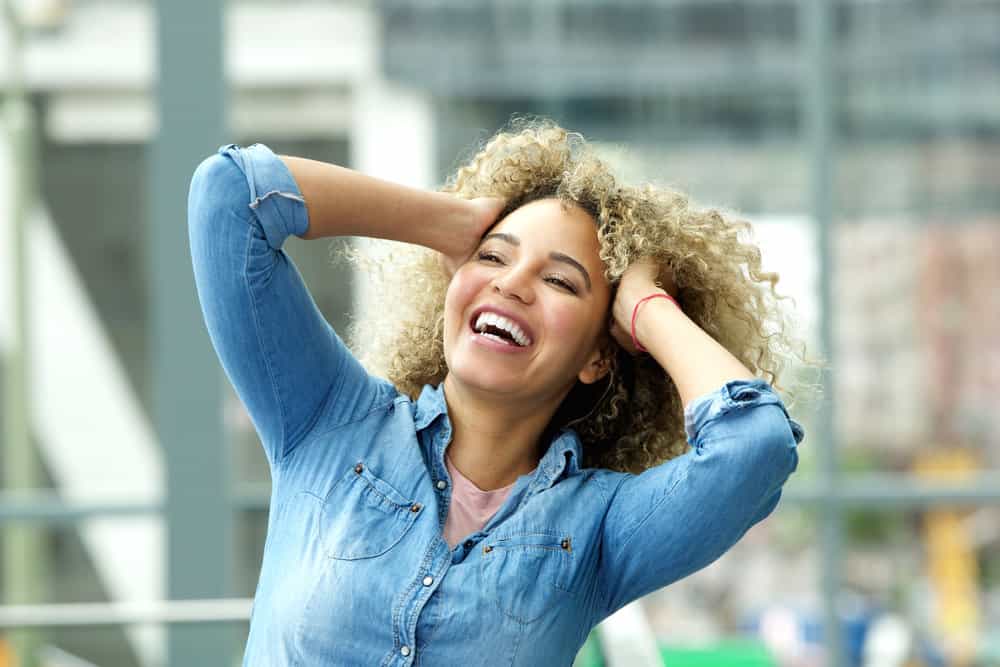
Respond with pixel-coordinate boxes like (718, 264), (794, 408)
(578, 336), (615, 385)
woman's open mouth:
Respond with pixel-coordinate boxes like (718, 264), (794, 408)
(468, 313), (533, 353)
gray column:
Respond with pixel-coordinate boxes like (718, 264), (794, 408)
(2, 2), (45, 665)
(801, 1), (844, 665)
(150, 1), (232, 666)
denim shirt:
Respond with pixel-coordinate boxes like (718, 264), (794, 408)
(187, 142), (806, 667)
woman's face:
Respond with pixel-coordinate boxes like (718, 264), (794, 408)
(443, 198), (613, 402)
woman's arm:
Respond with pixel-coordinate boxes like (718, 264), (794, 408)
(609, 257), (756, 408)
(278, 155), (473, 255)
(188, 143), (399, 469)
(596, 378), (804, 619)
(595, 259), (804, 618)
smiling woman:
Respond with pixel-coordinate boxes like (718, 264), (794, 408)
(343, 116), (821, 473)
(188, 115), (822, 667)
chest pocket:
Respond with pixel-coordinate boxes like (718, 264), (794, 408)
(319, 461), (421, 560)
(478, 531), (575, 624)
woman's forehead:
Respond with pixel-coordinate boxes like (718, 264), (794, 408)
(492, 199), (599, 253)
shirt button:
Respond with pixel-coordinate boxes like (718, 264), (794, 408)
(400, 646), (411, 657)
(422, 576), (433, 586)
(436, 480), (447, 490)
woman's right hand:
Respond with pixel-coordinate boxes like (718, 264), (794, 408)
(439, 196), (507, 280)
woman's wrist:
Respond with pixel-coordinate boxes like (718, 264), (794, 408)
(630, 288), (684, 350)
(423, 194), (479, 257)
(615, 282), (667, 329)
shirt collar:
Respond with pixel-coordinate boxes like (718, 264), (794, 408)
(412, 382), (583, 490)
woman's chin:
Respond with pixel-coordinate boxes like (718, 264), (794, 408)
(446, 361), (529, 396)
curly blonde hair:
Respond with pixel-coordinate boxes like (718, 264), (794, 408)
(338, 115), (824, 474)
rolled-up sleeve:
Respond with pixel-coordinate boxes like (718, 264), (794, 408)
(187, 142), (385, 468)
(596, 378), (805, 618)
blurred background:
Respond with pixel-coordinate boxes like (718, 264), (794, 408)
(1, 0), (998, 665)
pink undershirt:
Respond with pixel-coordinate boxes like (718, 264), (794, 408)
(442, 452), (517, 549)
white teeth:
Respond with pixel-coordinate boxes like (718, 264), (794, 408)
(473, 312), (532, 347)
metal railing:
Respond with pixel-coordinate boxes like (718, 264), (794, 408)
(5, 474), (1000, 525)
(0, 600), (253, 630)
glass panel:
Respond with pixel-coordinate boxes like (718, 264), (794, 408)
(0, 627), (143, 667)
(834, 1), (1000, 474)
(642, 505), (821, 665)
(0, 523), (142, 666)
(840, 507), (1000, 667)
(0, 625), (250, 667)
(234, 509), (268, 598)
(642, 504), (1000, 666)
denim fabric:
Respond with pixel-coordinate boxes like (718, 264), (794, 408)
(187, 142), (806, 667)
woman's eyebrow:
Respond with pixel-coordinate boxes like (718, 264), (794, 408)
(482, 232), (517, 246)
(481, 232), (592, 291)
(550, 252), (592, 292)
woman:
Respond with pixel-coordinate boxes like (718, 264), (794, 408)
(188, 117), (812, 666)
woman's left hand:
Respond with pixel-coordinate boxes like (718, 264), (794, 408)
(609, 257), (680, 355)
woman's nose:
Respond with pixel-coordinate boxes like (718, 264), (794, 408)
(492, 267), (534, 304)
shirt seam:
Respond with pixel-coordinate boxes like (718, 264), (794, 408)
(240, 215), (290, 464)
(277, 391), (398, 469)
(597, 468), (689, 615)
(229, 192), (359, 467)
(278, 339), (349, 464)
(595, 474), (628, 613)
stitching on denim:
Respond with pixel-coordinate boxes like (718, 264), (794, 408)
(242, 224), (289, 465)
(278, 384), (397, 469)
(351, 464), (413, 508)
(487, 539), (575, 594)
(280, 363), (341, 464)
(248, 189), (306, 209)
(389, 569), (418, 662)
(215, 152), (256, 230)
(491, 530), (563, 543)
(247, 189), (307, 243)
(507, 615), (525, 666)
(412, 540), (445, 650)
(694, 390), (781, 445)
(330, 511), (416, 561)
(594, 473), (630, 614)
(586, 471), (613, 505)
(296, 390), (398, 443)
(598, 467), (688, 614)
(414, 580), (445, 652)
(242, 146), (258, 201)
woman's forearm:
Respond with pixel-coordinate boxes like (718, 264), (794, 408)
(628, 288), (757, 410)
(278, 155), (471, 254)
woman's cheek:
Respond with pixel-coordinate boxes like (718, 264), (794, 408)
(545, 304), (585, 345)
(444, 268), (487, 340)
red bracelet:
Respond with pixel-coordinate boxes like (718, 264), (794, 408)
(630, 293), (680, 353)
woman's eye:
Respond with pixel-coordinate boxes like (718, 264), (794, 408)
(477, 251), (502, 263)
(547, 277), (578, 294)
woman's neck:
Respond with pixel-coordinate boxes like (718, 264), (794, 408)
(440, 374), (565, 491)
